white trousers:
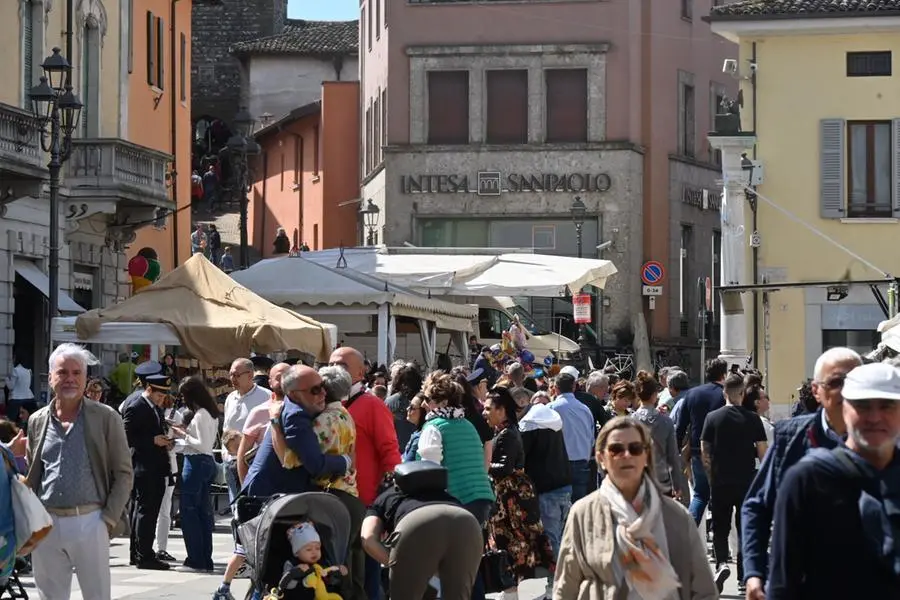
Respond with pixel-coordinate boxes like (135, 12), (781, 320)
(156, 482), (175, 553)
(32, 511), (111, 600)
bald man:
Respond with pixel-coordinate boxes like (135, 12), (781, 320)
(222, 358), (271, 502)
(236, 362), (291, 483)
(329, 347), (400, 600)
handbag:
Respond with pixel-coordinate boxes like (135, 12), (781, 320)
(479, 549), (516, 593)
(1, 449), (53, 556)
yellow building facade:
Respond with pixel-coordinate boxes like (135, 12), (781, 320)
(0, 0), (190, 380)
(710, 4), (900, 406)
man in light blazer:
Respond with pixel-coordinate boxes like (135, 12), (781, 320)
(26, 343), (133, 600)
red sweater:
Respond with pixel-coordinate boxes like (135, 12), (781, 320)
(344, 391), (401, 506)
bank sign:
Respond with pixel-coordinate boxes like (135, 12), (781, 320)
(399, 171), (612, 196)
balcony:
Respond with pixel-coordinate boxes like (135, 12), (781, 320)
(64, 138), (173, 210)
(0, 102), (47, 185)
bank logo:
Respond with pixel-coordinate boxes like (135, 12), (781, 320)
(477, 171), (502, 196)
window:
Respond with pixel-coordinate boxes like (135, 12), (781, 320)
(313, 125), (320, 176)
(679, 225), (693, 317)
(486, 70), (528, 144)
(427, 71), (469, 144)
(361, 8), (366, 54)
(847, 52), (891, 77)
(823, 330), (879, 357)
(280, 153), (285, 191)
(23, 1), (34, 102)
(847, 121), (892, 218)
(709, 86), (725, 164)
(373, 93), (381, 166)
(313, 224), (319, 250)
(81, 21), (101, 137)
(532, 225), (556, 250)
(367, 2), (372, 51)
(146, 12), (164, 89)
(127, 0), (133, 73)
(381, 88), (387, 149)
(546, 69), (588, 143)
(375, 0), (381, 39)
(682, 0), (692, 20)
(679, 82), (696, 157)
(180, 33), (186, 101)
(365, 104), (372, 173)
(293, 135), (301, 182)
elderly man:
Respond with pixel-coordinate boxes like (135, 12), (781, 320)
(741, 346), (862, 600)
(656, 366), (681, 410)
(26, 343), (133, 600)
(768, 362), (900, 599)
(328, 347), (401, 600)
(548, 372), (595, 503)
(236, 362), (290, 483)
(222, 358), (271, 502)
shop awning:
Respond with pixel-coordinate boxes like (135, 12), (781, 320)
(14, 259), (86, 313)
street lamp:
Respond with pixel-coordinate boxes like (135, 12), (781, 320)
(226, 107), (259, 268)
(360, 199), (380, 245)
(29, 47), (82, 341)
(569, 196), (588, 347)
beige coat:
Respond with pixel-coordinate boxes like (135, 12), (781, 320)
(554, 490), (718, 600)
(26, 399), (134, 536)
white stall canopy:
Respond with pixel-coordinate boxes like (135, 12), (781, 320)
(294, 247), (618, 297)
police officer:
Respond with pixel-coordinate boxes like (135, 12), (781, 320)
(119, 360), (164, 413)
(122, 373), (173, 570)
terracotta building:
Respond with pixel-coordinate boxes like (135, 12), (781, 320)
(248, 81), (360, 258)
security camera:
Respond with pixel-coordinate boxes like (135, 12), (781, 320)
(748, 61), (758, 73)
(723, 59), (739, 76)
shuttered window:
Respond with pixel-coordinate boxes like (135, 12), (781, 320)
(546, 69), (587, 143)
(147, 12), (155, 86)
(82, 25), (101, 137)
(180, 33), (186, 101)
(486, 70), (528, 144)
(427, 71), (469, 145)
(23, 1), (34, 102)
(157, 16), (165, 90)
(820, 119), (846, 218)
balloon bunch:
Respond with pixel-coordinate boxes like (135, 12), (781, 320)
(127, 247), (162, 293)
(484, 331), (539, 373)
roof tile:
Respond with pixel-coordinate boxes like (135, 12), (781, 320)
(710, 0), (900, 19)
(230, 19), (358, 57)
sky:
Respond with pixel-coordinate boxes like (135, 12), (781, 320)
(288, 0), (358, 20)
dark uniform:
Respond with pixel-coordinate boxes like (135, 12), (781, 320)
(122, 374), (172, 570)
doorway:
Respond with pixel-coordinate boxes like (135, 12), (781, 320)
(12, 273), (46, 400)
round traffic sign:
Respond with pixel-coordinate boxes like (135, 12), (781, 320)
(705, 277), (713, 311)
(641, 261), (665, 286)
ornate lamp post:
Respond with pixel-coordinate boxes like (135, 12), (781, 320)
(226, 107), (260, 268)
(360, 199), (381, 245)
(29, 47), (82, 336)
(570, 196), (588, 347)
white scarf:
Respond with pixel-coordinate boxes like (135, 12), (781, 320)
(598, 475), (681, 600)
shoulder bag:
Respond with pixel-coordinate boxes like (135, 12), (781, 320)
(1, 449), (53, 556)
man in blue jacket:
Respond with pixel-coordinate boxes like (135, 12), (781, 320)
(740, 347), (861, 600)
(676, 358), (729, 524)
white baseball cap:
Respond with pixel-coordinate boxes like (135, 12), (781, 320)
(841, 362), (900, 401)
(560, 365), (580, 379)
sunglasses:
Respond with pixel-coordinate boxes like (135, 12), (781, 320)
(817, 374), (846, 390)
(296, 384), (324, 396)
(606, 442), (648, 457)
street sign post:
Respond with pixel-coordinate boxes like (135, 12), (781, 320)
(642, 285), (663, 296)
(573, 293), (592, 324)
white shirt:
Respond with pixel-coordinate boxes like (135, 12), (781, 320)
(176, 408), (218, 456)
(5, 364), (33, 400)
(222, 384), (271, 460)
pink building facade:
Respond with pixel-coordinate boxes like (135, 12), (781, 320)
(360, 0), (735, 363)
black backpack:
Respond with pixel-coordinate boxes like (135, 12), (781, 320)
(393, 461), (448, 496)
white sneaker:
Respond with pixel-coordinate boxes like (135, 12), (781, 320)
(714, 565), (731, 593)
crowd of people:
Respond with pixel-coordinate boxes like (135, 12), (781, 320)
(2, 340), (900, 600)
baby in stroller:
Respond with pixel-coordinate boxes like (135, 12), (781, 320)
(279, 522), (346, 600)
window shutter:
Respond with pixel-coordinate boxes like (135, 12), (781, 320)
(146, 12), (154, 86)
(23, 3), (34, 99)
(893, 118), (900, 216)
(157, 17), (165, 90)
(820, 118), (845, 219)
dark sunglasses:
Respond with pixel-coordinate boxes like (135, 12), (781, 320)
(817, 374), (846, 390)
(296, 384), (324, 396)
(606, 442), (648, 457)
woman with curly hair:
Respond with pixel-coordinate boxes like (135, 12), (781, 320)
(385, 362), (423, 451)
(483, 387), (555, 600)
(607, 379), (637, 418)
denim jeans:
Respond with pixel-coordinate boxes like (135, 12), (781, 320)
(224, 460), (240, 505)
(570, 460), (590, 503)
(181, 454), (216, 569)
(538, 487), (572, 560)
(689, 454), (710, 526)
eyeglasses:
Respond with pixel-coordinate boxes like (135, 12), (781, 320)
(606, 442), (648, 457)
(295, 384), (324, 396)
(816, 374), (846, 390)
(229, 371), (251, 378)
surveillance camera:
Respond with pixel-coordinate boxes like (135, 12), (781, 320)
(723, 59), (738, 76)
(748, 61), (758, 73)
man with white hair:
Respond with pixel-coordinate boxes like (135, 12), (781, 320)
(25, 343), (133, 600)
(741, 346), (862, 600)
(767, 362), (900, 599)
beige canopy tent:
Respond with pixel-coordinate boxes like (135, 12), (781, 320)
(75, 254), (333, 364)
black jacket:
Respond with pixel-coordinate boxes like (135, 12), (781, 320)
(521, 426), (571, 494)
(122, 394), (170, 478)
(489, 426), (524, 480)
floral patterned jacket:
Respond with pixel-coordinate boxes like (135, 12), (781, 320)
(284, 402), (359, 496)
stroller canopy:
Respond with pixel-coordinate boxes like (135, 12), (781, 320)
(239, 492), (352, 571)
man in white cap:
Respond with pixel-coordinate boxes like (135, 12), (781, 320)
(767, 362), (900, 599)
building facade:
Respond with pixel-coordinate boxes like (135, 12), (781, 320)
(361, 0), (735, 368)
(247, 82), (360, 258)
(709, 1), (900, 403)
(0, 0), (178, 392)
(230, 19), (358, 123)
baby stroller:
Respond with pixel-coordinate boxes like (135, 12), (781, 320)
(238, 493), (351, 600)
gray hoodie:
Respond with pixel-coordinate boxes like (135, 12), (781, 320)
(632, 406), (689, 504)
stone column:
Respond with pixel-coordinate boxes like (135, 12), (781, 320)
(707, 133), (757, 370)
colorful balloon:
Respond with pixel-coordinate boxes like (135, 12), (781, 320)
(131, 275), (152, 293)
(127, 255), (148, 277)
(144, 258), (161, 282)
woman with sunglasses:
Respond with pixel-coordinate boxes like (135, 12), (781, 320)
(402, 394), (428, 462)
(555, 416), (717, 600)
(483, 387), (555, 600)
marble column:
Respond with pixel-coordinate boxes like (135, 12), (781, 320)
(708, 133), (757, 370)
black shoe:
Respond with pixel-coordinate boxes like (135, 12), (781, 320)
(137, 558), (171, 571)
(715, 565), (731, 593)
(157, 551), (177, 562)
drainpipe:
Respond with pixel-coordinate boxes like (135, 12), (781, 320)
(170, 0), (180, 264)
(750, 42), (759, 367)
